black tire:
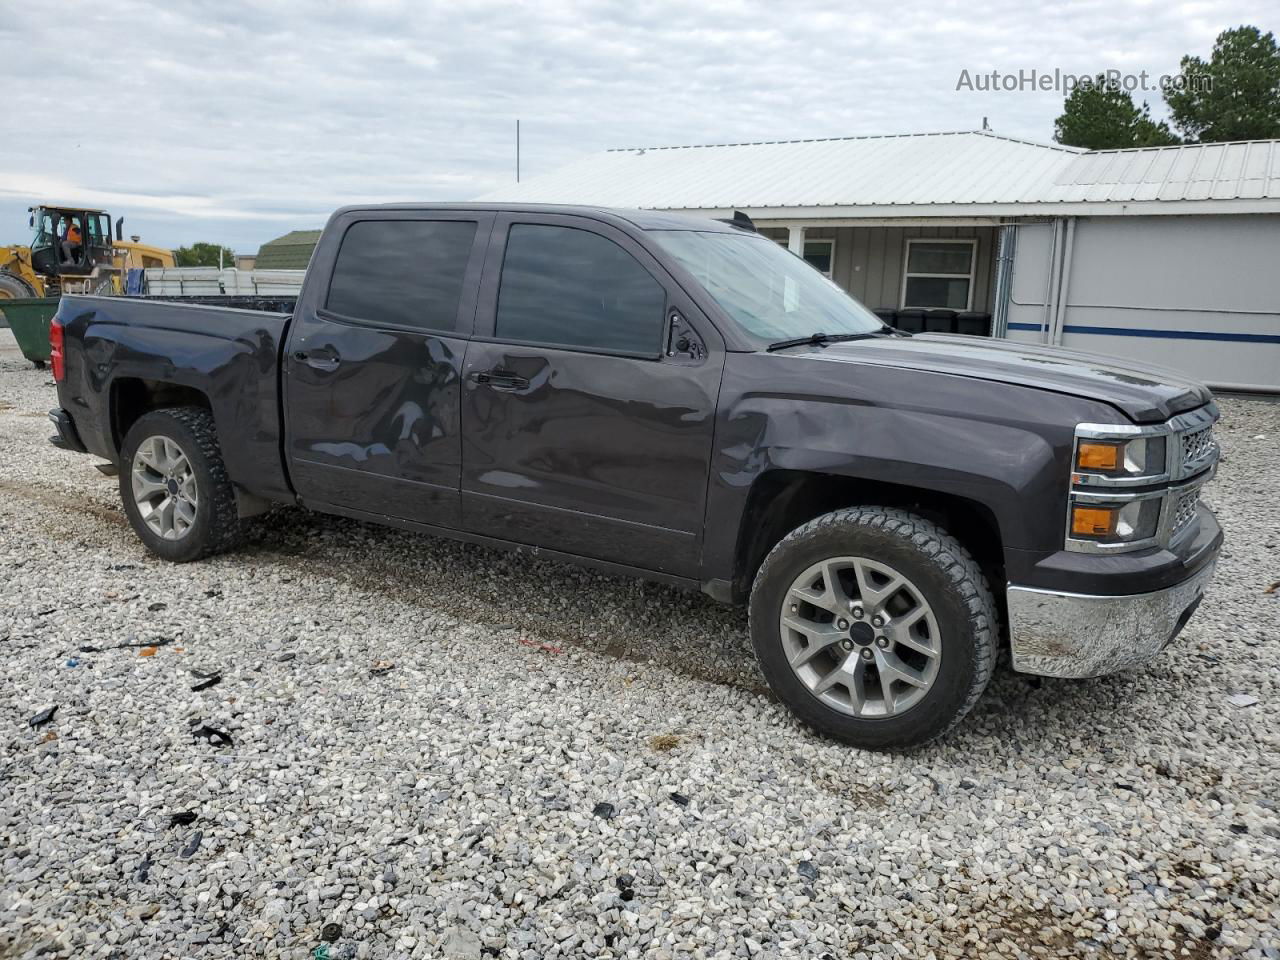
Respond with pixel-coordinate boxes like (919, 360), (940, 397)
(0, 270), (37, 300)
(119, 407), (242, 562)
(749, 506), (997, 750)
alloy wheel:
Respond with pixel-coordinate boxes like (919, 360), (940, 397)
(779, 556), (941, 717)
(130, 435), (199, 540)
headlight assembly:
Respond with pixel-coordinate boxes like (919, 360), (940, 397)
(1066, 411), (1220, 555)
(1073, 435), (1167, 481)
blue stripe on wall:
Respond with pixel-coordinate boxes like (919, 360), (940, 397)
(1005, 322), (1280, 344)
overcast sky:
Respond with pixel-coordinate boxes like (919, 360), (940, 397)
(1, 0), (1271, 253)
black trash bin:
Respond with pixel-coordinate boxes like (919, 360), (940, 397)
(923, 309), (957, 333)
(895, 308), (925, 333)
(872, 307), (897, 326)
(956, 311), (992, 336)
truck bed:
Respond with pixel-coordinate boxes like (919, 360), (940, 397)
(54, 294), (295, 504)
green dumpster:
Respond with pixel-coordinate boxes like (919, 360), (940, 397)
(0, 297), (60, 367)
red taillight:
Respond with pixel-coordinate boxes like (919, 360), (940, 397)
(50, 318), (65, 382)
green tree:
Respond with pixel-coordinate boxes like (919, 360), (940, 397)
(1165, 26), (1280, 142)
(1054, 75), (1180, 149)
(174, 242), (237, 268)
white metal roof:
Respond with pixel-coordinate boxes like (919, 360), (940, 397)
(480, 131), (1280, 218)
(1040, 139), (1280, 204)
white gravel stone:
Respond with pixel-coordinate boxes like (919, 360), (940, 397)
(0, 329), (1278, 958)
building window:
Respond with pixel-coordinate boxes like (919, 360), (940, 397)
(901, 239), (976, 310)
(770, 235), (836, 278)
(802, 239), (834, 278)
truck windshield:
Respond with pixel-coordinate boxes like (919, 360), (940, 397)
(650, 230), (884, 342)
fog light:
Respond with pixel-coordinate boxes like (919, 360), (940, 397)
(1068, 497), (1162, 546)
(1071, 505), (1117, 537)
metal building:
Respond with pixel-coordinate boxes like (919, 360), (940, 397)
(255, 229), (322, 270)
(483, 131), (1280, 392)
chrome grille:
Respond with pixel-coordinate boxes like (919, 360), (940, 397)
(1181, 425), (1216, 471)
(1170, 487), (1200, 538)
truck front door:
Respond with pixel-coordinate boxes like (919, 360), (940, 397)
(459, 214), (724, 579)
(283, 211), (492, 527)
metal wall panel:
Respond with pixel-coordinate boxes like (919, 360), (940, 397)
(1005, 215), (1280, 392)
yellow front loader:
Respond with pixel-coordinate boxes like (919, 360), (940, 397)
(0, 204), (175, 301)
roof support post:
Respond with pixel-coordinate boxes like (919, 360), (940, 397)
(787, 225), (805, 255)
(1040, 219), (1063, 344)
(991, 224), (1017, 339)
(1047, 217), (1076, 345)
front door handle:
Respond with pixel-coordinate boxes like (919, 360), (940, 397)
(293, 346), (341, 372)
(470, 369), (529, 391)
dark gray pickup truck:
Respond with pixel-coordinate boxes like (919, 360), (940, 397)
(48, 204), (1222, 748)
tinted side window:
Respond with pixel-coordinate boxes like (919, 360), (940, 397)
(326, 219), (477, 332)
(496, 224), (666, 354)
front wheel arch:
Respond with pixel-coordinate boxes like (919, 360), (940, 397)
(732, 470), (1006, 603)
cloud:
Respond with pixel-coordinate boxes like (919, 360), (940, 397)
(1, 0), (1270, 251)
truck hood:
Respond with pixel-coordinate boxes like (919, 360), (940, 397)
(807, 334), (1211, 423)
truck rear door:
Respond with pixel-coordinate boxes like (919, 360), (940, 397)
(282, 211), (493, 526)
(459, 213), (724, 579)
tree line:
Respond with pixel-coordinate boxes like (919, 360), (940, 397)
(1054, 26), (1280, 149)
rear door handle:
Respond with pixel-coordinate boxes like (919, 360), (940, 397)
(470, 369), (529, 391)
(293, 346), (341, 371)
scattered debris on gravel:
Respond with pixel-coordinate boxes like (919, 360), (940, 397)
(1, 330), (1278, 958)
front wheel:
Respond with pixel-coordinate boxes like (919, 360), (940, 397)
(749, 506), (997, 749)
(0, 270), (38, 299)
(119, 407), (242, 562)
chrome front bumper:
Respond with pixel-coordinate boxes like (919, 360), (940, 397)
(1006, 560), (1218, 678)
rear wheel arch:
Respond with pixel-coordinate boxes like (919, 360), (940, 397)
(733, 470), (1006, 604)
(110, 377), (213, 456)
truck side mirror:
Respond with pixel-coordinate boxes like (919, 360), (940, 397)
(28, 213), (34, 228)
(116, 217), (124, 242)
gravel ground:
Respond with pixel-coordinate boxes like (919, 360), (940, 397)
(1, 327), (1277, 960)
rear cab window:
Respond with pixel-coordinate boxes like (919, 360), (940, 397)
(495, 224), (667, 356)
(326, 219), (478, 333)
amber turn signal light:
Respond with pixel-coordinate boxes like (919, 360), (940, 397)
(1071, 505), (1117, 537)
(1076, 441), (1120, 471)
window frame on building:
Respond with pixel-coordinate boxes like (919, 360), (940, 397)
(899, 238), (977, 311)
(801, 238), (835, 278)
(766, 233), (836, 279)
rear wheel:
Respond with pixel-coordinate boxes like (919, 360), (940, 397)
(119, 407), (242, 562)
(749, 506), (997, 749)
